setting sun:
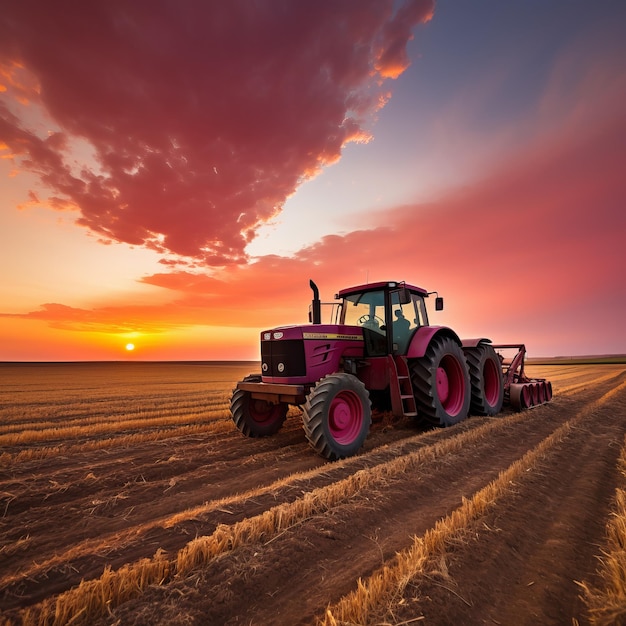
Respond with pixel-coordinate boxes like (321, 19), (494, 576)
(125, 343), (135, 351)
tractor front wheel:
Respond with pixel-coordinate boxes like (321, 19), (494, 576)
(411, 336), (471, 427)
(302, 373), (371, 460)
(465, 344), (504, 416)
(230, 375), (287, 437)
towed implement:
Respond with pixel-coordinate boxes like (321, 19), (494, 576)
(230, 280), (552, 460)
(495, 343), (553, 410)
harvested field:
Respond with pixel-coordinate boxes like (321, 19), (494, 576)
(1, 361), (625, 625)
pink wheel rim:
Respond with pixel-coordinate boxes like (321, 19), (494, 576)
(329, 390), (363, 444)
(436, 355), (466, 416)
(483, 357), (501, 406)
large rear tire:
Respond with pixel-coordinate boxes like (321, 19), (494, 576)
(465, 344), (504, 416)
(411, 336), (471, 427)
(230, 374), (287, 437)
(302, 373), (371, 460)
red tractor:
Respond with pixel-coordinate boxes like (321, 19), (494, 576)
(230, 280), (551, 460)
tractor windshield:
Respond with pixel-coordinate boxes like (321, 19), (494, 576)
(342, 290), (386, 333)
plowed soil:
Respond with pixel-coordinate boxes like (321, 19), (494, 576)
(1, 362), (625, 625)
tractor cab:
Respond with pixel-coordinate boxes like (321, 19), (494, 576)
(336, 281), (436, 356)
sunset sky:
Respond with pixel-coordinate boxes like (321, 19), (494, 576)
(1, 0), (625, 361)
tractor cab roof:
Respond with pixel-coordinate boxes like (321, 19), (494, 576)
(336, 281), (428, 300)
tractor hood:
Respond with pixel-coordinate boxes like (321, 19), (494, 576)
(260, 323), (365, 384)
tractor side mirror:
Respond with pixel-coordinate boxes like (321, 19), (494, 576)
(435, 297), (444, 311)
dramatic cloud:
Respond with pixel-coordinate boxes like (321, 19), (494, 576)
(9, 104), (624, 356)
(0, 0), (433, 265)
(3, 2), (623, 360)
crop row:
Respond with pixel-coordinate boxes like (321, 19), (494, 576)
(3, 363), (624, 625)
(323, 377), (626, 624)
(579, 391), (626, 625)
(11, 386), (601, 626)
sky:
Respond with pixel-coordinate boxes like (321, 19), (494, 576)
(1, 0), (625, 361)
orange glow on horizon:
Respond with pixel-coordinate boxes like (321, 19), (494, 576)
(0, 318), (262, 361)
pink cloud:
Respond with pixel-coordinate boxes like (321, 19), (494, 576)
(184, 101), (624, 351)
(3, 4), (624, 358)
(376, 0), (434, 78)
(0, 0), (434, 266)
(6, 103), (623, 350)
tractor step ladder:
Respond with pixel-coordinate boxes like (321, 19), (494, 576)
(389, 355), (417, 418)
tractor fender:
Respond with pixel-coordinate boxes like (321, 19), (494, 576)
(406, 326), (463, 359)
(461, 337), (492, 349)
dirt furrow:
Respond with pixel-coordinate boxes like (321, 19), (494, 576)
(86, 383), (621, 625)
(0, 416), (489, 609)
(368, 380), (626, 626)
(1, 366), (622, 625)
(0, 407), (491, 597)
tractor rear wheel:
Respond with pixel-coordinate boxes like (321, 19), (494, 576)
(302, 373), (371, 460)
(230, 375), (287, 437)
(411, 335), (471, 427)
(465, 344), (504, 416)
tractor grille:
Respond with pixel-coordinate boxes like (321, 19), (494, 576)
(261, 339), (306, 377)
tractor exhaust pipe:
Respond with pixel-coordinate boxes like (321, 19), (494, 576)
(310, 280), (321, 324)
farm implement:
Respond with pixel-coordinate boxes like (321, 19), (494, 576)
(494, 343), (553, 410)
(230, 280), (552, 460)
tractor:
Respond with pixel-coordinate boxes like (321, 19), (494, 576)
(230, 280), (551, 460)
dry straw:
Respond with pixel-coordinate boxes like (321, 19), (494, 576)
(579, 387), (626, 625)
(0, 421), (234, 468)
(16, 376), (623, 626)
(20, 551), (171, 626)
(320, 379), (626, 625)
(18, 408), (527, 625)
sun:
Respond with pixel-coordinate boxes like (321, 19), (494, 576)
(125, 343), (135, 351)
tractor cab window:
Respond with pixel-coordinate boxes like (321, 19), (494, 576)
(342, 290), (387, 356)
(415, 296), (427, 326)
(390, 291), (423, 354)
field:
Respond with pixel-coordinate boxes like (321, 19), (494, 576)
(1, 361), (626, 625)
